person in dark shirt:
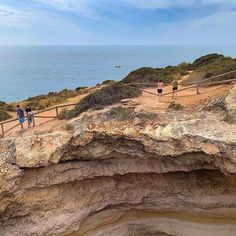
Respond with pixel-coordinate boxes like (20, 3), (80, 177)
(172, 79), (179, 100)
(25, 105), (32, 114)
(16, 105), (25, 130)
(25, 105), (33, 128)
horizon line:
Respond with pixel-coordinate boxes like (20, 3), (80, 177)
(0, 44), (236, 47)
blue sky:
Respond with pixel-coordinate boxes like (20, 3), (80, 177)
(0, 0), (236, 45)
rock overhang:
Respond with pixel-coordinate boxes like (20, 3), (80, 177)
(0, 85), (236, 236)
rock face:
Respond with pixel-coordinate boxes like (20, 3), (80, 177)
(225, 83), (236, 121)
(0, 86), (236, 236)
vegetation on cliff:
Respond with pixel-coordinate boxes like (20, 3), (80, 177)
(188, 53), (225, 70)
(0, 101), (12, 122)
(2, 53), (235, 122)
(168, 101), (184, 111)
(123, 53), (236, 85)
(61, 82), (141, 119)
(122, 63), (189, 84)
(8, 86), (90, 111)
(63, 53), (234, 119)
(185, 53), (236, 83)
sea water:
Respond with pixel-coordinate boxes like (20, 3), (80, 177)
(0, 45), (235, 102)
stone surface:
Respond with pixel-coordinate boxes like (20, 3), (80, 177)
(15, 131), (71, 168)
(225, 83), (236, 121)
(0, 100), (236, 236)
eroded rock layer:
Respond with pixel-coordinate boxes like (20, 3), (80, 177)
(0, 85), (236, 236)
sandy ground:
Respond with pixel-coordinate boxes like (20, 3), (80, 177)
(1, 83), (233, 138)
(132, 83), (232, 113)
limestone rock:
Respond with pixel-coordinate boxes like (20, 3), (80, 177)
(225, 83), (236, 121)
(0, 102), (236, 236)
(15, 131), (71, 168)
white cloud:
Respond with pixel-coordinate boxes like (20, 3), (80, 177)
(34, 0), (85, 10)
(192, 10), (236, 27)
(33, 0), (93, 17)
(202, 0), (236, 4)
(124, 0), (195, 10)
(156, 10), (236, 44)
(124, 0), (236, 10)
(0, 5), (33, 28)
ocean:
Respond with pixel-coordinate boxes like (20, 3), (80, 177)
(0, 45), (236, 102)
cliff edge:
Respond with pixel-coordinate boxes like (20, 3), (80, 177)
(0, 84), (236, 236)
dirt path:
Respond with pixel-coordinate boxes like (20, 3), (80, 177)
(132, 83), (232, 112)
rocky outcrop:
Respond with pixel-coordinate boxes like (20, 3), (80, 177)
(0, 86), (236, 236)
(225, 83), (236, 121)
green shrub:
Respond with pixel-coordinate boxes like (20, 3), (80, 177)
(66, 82), (141, 119)
(0, 101), (6, 107)
(178, 62), (190, 69)
(101, 80), (116, 85)
(108, 107), (135, 120)
(122, 54), (236, 86)
(0, 102), (12, 121)
(122, 65), (187, 85)
(196, 57), (236, 82)
(64, 123), (75, 131)
(75, 86), (87, 91)
(58, 108), (68, 120)
(168, 102), (184, 111)
(187, 54), (236, 83)
(9, 86), (93, 111)
(6, 104), (15, 112)
(0, 109), (12, 121)
(188, 53), (224, 70)
(136, 112), (158, 120)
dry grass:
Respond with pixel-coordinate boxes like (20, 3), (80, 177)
(0, 101), (12, 121)
(8, 87), (93, 111)
(62, 82), (141, 119)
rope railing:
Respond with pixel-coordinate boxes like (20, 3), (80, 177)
(124, 76), (236, 96)
(0, 103), (77, 138)
(123, 83), (196, 97)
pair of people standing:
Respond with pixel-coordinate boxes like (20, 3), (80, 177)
(157, 79), (178, 102)
(16, 105), (33, 130)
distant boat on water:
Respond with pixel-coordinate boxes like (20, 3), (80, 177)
(115, 65), (121, 68)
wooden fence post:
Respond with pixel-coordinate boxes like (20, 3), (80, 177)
(56, 107), (59, 118)
(196, 83), (200, 94)
(32, 115), (36, 127)
(1, 123), (4, 137)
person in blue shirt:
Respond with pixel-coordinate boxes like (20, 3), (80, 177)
(16, 105), (25, 130)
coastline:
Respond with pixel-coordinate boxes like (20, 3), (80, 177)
(1, 45), (236, 102)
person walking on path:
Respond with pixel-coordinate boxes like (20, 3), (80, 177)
(16, 105), (25, 131)
(157, 80), (164, 102)
(25, 105), (33, 128)
(172, 79), (178, 100)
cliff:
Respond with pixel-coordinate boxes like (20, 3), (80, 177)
(0, 85), (236, 236)
(122, 54), (236, 85)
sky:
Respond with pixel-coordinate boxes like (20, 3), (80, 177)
(0, 0), (236, 45)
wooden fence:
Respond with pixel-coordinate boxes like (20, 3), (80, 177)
(0, 103), (76, 138)
(125, 72), (236, 97)
(1, 69), (236, 138)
